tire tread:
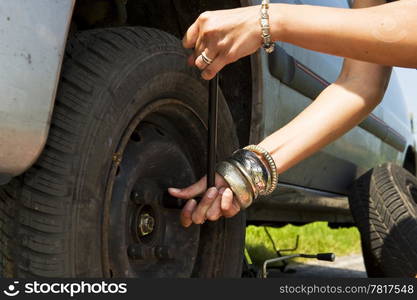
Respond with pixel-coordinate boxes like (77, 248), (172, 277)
(349, 163), (417, 277)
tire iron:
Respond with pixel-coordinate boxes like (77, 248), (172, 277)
(207, 75), (219, 189)
(168, 76), (218, 208)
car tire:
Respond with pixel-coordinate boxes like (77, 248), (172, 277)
(0, 27), (245, 278)
(349, 163), (417, 277)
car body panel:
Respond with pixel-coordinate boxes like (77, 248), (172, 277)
(248, 183), (353, 224)
(0, 0), (75, 182)
(246, 0), (412, 197)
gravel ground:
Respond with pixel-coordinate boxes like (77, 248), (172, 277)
(267, 254), (367, 278)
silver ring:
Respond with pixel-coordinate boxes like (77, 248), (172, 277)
(201, 51), (214, 65)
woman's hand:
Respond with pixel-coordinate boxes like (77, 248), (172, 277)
(168, 174), (241, 227)
(183, 6), (262, 80)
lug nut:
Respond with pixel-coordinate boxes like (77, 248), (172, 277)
(127, 244), (173, 260)
(130, 190), (142, 204)
(130, 180), (165, 206)
(130, 188), (156, 205)
(138, 213), (155, 236)
(154, 246), (173, 260)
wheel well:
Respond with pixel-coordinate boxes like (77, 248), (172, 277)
(70, 0), (253, 146)
(403, 146), (416, 176)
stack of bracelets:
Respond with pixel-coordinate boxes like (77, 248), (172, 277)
(216, 145), (278, 209)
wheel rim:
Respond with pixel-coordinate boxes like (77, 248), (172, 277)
(106, 99), (211, 277)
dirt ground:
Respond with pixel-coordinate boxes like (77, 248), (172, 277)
(268, 254), (367, 278)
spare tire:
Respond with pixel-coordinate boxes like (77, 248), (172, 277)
(0, 27), (245, 278)
(349, 163), (417, 277)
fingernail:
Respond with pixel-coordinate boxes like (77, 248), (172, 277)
(189, 198), (197, 206)
(199, 217), (207, 225)
(192, 214), (202, 225)
(224, 188), (233, 195)
(207, 187), (218, 199)
(168, 188), (181, 193)
(182, 222), (192, 228)
(201, 72), (209, 80)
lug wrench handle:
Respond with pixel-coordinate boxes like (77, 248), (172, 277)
(207, 75), (219, 188)
(171, 76), (219, 209)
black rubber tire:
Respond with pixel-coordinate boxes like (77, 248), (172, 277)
(349, 163), (417, 277)
(0, 27), (245, 278)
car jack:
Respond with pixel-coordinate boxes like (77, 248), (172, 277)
(264, 227), (299, 273)
(243, 227), (335, 278)
(261, 251), (336, 278)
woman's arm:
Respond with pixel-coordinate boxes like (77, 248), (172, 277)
(169, 0), (394, 227)
(259, 59), (392, 174)
(169, 58), (392, 227)
(271, 0), (417, 68)
(260, 0), (394, 173)
(184, 0), (417, 80)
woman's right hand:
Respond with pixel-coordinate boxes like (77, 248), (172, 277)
(183, 6), (263, 80)
(168, 174), (242, 227)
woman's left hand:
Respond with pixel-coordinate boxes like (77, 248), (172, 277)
(168, 174), (241, 227)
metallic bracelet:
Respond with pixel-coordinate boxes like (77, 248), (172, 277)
(228, 149), (271, 197)
(215, 147), (277, 209)
(260, 0), (275, 54)
(244, 145), (278, 195)
(216, 160), (254, 209)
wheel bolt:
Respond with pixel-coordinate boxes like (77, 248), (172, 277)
(130, 190), (142, 204)
(154, 246), (173, 260)
(127, 244), (173, 260)
(131, 179), (165, 206)
(130, 188), (157, 205)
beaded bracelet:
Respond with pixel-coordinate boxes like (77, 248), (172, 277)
(260, 0), (275, 54)
(244, 144), (278, 195)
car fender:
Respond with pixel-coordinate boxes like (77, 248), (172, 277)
(0, 0), (75, 183)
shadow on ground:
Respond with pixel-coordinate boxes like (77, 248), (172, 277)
(267, 263), (367, 278)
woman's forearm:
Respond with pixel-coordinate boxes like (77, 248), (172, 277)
(171, 74), (389, 226)
(270, 1), (417, 68)
(258, 76), (386, 174)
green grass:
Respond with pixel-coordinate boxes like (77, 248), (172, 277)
(245, 222), (361, 266)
